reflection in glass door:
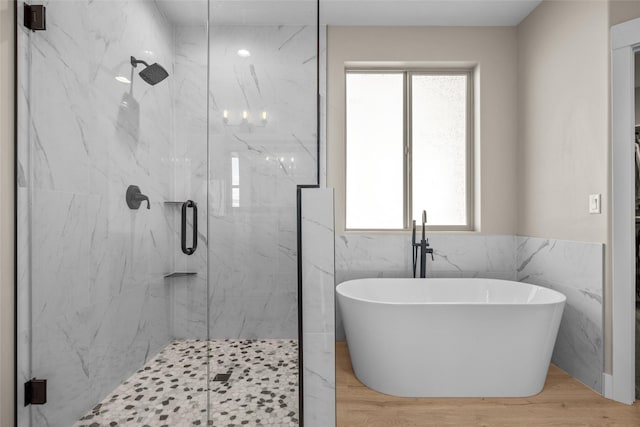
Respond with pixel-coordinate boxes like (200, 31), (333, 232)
(205, 1), (318, 424)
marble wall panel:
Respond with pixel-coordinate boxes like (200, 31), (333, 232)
(302, 189), (335, 334)
(207, 25), (317, 339)
(16, 187), (30, 425)
(302, 332), (335, 427)
(301, 188), (336, 427)
(30, 284), (170, 427)
(171, 25), (209, 339)
(516, 236), (604, 393)
(319, 25), (327, 188)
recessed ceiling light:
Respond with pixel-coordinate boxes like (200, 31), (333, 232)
(115, 76), (131, 84)
(237, 49), (251, 58)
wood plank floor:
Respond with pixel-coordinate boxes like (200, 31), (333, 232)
(336, 341), (640, 426)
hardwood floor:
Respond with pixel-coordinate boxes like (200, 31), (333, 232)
(336, 341), (640, 426)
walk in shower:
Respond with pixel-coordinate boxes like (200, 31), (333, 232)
(16, 1), (318, 425)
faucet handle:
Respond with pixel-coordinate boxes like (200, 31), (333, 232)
(139, 195), (150, 209)
(126, 185), (151, 210)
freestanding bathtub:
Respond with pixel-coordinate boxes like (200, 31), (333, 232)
(336, 278), (566, 398)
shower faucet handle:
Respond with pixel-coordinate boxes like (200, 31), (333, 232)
(137, 194), (150, 209)
(126, 185), (150, 210)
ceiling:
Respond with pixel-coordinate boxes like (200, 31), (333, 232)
(155, 0), (542, 27)
(323, 0), (541, 26)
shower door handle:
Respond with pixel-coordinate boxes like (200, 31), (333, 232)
(181, 200), (197, 255)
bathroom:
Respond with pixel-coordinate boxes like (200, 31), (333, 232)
(2, 0), (640, 426)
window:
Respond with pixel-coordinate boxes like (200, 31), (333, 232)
(345, 69), (473, 230)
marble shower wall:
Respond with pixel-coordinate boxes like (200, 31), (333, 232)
(17, 1), (179, 425)
(171, 25), (209, 339)
(207, 25), (317, 339)
(301, 189), (336, 427)
(516, 236), (604, 393)
(334, 234), (517, 340)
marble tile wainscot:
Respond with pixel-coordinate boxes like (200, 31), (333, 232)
(516, 236), (605, 394)
(300, 188), (336, 427)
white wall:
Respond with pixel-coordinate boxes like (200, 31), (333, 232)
(517, 0), (609, 243)
(0, 0), (14, 425)
(609, 0), (640, 27)
(327, 26), (519, 234)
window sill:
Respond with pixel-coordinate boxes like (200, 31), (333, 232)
(340, 228), (478, 235)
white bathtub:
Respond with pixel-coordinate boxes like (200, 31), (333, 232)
(336, 278), (566, 397)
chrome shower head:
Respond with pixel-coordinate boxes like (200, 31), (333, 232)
(130, 56), (169, 86)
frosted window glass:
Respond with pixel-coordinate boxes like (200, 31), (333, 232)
(231, 156), (239, 186)
(411, 75), (467, 225)
(346, 73), (404, 229)
(232, 188), (240, 208)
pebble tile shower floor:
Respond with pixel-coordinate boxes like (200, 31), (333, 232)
(74, 339), (299, 427)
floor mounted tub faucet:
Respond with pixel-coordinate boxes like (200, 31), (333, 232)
(412, 210), (434, 278)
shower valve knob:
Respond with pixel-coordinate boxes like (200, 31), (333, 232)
(126, 185), (150, 210)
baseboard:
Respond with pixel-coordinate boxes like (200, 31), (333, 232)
(603, 373), (613, 399)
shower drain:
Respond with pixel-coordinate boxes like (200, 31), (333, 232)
(212, 373), (231, 382)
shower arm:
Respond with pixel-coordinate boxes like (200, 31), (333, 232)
(130, 56), (149, 68)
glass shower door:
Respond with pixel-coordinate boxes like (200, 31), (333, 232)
(16, 1), (210, 426)
(206, 1), (318, 425)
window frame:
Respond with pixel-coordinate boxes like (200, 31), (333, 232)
(345, 67), (475, 232)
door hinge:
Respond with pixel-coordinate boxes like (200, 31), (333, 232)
(24, 4), (46, 32)
(24, 378), (47, 406)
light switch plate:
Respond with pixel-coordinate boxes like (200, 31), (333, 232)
(589, 194), (601, 214)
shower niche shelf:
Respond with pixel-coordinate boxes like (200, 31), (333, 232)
(164, 272), (197, 278)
